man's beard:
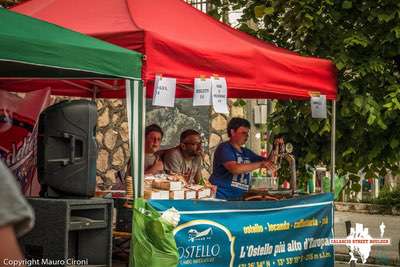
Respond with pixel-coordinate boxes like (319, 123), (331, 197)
(148, 146), (158, 153)
(187, 150), (199, 157)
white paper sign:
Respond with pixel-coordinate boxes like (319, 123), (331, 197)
(211, 77), (229, 114)
(311, 95), (327, 118)
(193, 78), (212, 106)
(152, 75), (176, 107)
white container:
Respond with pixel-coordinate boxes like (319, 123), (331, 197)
(266, 177), (278, 190)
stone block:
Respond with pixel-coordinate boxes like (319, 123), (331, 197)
(112, 114), (119, 123)
(104, 128), (118, 150)
(230, 105), (245, 118)
(105, 169), (116, 185)
(98, 108), (109, 128)
(97, 149), (109, 173)
(122, 143), (129, 156)
(112, 147), (125, 168)
(211, 115), (227, 131)
(209, 133), (222, 148)
(96, 100), (104, 110)
(96, 132), (103, 146)
(111, 99), (123, 108)
(120, 122), (129, 142)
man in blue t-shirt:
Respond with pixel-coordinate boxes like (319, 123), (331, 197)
(209, 118), (276, 200)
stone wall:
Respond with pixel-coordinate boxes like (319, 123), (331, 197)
(95, 99), (130, 189)
(146, 99), (210, 150)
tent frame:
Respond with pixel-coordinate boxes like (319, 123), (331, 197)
(331, 100), (336, 192)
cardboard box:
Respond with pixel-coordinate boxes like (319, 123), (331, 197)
(152, 179), (183, 191)
(184, 190), (197, 199)
(185, 185), (212, 199)
(158, 190), (170, 200)
(144, 189), (161, 199)
(197, 188), (211, 199)
(169, 190), (185, 200)
(186, 184), (203, 191)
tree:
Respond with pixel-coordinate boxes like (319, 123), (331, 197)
(0, 0), (21, 8)
(209, 0), (400, 181)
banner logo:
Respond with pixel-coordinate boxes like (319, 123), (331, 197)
(330, 222), (391, 264)
(174, 220), (235, 266)
(188, 227), (213, 242)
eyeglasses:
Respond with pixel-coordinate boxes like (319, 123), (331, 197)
(183, 141), (202, 146)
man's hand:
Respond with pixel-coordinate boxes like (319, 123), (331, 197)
(152, 158), (164, 172)
(145, 157), (164, 175)
(202, 179), (217, 197)
(274, 137), (284, 146)
(260, 160), (277, 172)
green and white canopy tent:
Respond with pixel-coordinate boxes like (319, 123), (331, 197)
(0, 8), (142, 79)
(0, 8), (145, 195)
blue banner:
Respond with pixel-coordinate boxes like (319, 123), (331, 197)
(150, 193), (334, 267)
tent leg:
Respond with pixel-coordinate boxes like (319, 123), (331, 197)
(126, 80), (145, 198)
(135, 82), (145, 198)
(330, 100), (336, 192)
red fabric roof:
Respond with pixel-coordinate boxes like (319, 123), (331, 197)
(11, 0), (337, 99)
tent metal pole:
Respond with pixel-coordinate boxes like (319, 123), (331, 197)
(125, 80), (135, 197)
(137, 82), (145, 197)
(330, 100), (336, 192)
(128, 80), (145, 267)
(128, 80), (145, 198)
(126, 80), (134, 267)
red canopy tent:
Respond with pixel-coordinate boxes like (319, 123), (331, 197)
(9, 0), (338, 195)
(10, 0), (337, 100)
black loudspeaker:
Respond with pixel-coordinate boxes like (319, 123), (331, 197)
(37, 100), (97, 198)
(20, 198), (113, 267)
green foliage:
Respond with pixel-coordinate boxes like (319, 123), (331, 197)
(350, 183), (361, 193)
(232, 99), (247, 107)
(349, 174), (360, 183)
(210, 0), (400, 179)
(0, 0), (21, 8)
(277, 158), (291, 184)
(374, 185), (400, 208)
